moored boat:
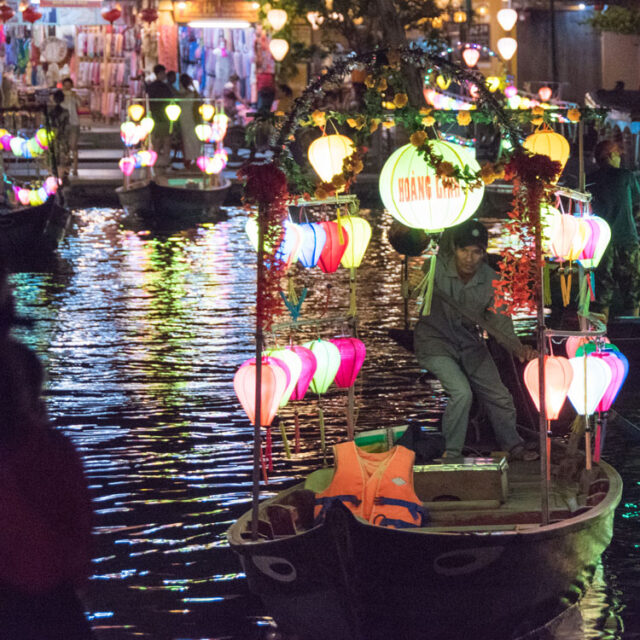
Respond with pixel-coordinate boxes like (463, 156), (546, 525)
(150, 176), (231, 221)
(115, 180), (154, 218)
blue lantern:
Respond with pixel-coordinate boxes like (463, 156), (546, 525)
(297, 222), (327, 268)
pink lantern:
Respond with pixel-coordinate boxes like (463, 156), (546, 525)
(578, 216), (611, 270)
(593, 351), (628, 412)
(330, 337), (366, 388)
(119, 156), (136, 176)
(565, 336), (609, 358)
(233, 357), (288, 426)
(287, 345), (318, 401)
(549, 213), (580, 261)
(524, 355), (573, 420)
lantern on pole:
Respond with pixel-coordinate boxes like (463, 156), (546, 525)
(523, 128), (570, 179)
(567, 356), (612, 416)
(339, 215), (372, 315)
(308, 134), (355, 184)
(128, 103), (145, 123)
(297, 222), (327, 268)
(578, 216), (611, 270)
(287, 345), (318, 452)
(497, 37), (517, 61)
(379, 141), (484, 231)
(165, 103), (181, 133)
(317, 220), (349, 273)
(524, 355), (573, 420)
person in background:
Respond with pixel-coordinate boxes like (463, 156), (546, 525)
(587, 140), (640, 321)
(413, 219), (538, 461)
(166, 70), (178, 96)
(146, 64), (173, 171)
(0, 267), (94, 639)
(178, 73), (200, 169)
(49, 89), (70, 181)
(61, 77), (80, 177)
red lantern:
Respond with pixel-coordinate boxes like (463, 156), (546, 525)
(21, 6), (42, 23)
(524, 355), (573, 420)
(233, 357), (287, 426)
(317, 220), (349, 273)
(0, 4), (15, 23)
(139, 7), (158, 23)
(330, 337), (366, 388)
(101, 7), (122, 24)
(287, 345), (317, 401)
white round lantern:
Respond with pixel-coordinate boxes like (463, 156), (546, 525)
(378, 141), (484, 231)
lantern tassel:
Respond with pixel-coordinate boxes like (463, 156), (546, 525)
(294, 408), (301, 453)
(593, 417), (602, 463)
(266, 426), (273, 472)
(336, 206), (345, 245)
(349, 267), (357, 317)
(578, 272), (590, 317)
(543, 263), (552, 307)
(287, 275), (299, 306)
(260, 441), (269, 485)
(279, 420), (291, 459)
(318, 404), (327, 467)
(420, 256), (437, 316)
(589, 271), (595, 301)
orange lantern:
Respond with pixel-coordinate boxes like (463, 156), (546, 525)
(523, 128), (570, 179)
(524, 355), (573, 420)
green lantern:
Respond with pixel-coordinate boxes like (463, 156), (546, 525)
(304, 339), (341, 394)
(379, 141), (484, 231)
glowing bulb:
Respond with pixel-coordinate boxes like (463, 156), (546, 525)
(267, 8), (287, 31)
(199, 103), (215, 121)
(538, 86), (553, 102)
(128, 103), (145, 122)
(497, 37), (518, 61)
(462, 47), (480, 68)
(269, 38), (289, 61)
(497, 8), (518, 31)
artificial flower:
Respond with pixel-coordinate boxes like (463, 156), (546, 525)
(422, 115), (436, 127)
(410, 130), (427, 147)
(567, 108), (581, 123)
(311, 110), (326, 128)
(457, 111), (472, 126)
(393, 93), (409, 108)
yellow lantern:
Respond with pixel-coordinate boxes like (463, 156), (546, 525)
(486, 76), (501, 92)
(308, 134), (355, 184)
(267, 8), (287, 31)
(523, 128), (570, 178)
(165, 103), (181, 122)
(436, 75), (451, 91)
(199, 103), (215, 121)
(340, 216), (372, 269)
(128, 103), (145, 122)
(453, 10), (467, 22)
(269, 38), (289, 61)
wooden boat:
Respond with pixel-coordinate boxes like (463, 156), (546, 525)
(116, 176), (231, 225)
(228, 429), (622, 640)
(0, 195), (71, 258)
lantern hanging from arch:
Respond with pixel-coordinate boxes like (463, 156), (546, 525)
(578, 216), (611, 270)
(538, 86), (553, 102)
(566, 336), (608, 359)
(22, 6), (42, 22)
(165, 103), (181, 122)
(523, 128), (570, 179)
(119, 156), (136, 176)
(267, 8), (288, 31)
(593, 351), (628, 413)
(308, 134), (355, 184)
(567, 356), (612, 416)
(496, 7), (518, 30)
(575, 341), (618, 358)
(379, 141), (484, 231)
(524, 355), (573, 420)
(548, 213), (580, 261)
(265, 348), (302, 407)
(101, 7), (121, 24)
(245, 219), (302, 268)
(497, 37), (517, 60)
(128, 103), (145, 122)
(304, 339), (341, 395)
(566, 218), (592, 261)
(199, 103), (215, 122)
(340, 216), (372, 269)
(233, 357), (288, 426)
(269, 38), (289, 61)
(0, 4), (15, 22)
(287, 345), (318, 401)
(462, 47), (480, 68)
(140, 116), (155, 135)
(330, 337), (366, 388)
(317, 220), (349, 273)
(297, 222), (327, 268)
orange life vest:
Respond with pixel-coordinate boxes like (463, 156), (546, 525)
(314, 441), (426, 529)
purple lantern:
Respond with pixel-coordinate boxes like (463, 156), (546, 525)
(330, 337), (366, 388)
(287, 345), (317, 401)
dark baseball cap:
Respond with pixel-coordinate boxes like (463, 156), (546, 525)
(452, 219), (488, 250)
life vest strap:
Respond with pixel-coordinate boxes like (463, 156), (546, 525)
(373, 514), (422, 529)
(373, 496), (426, 521)
(314, 494), (361, 526)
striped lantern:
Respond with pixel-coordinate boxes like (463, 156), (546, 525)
(297, 222), (327, 268)
(523, 356), (574, 420)
(330, 337), (366, 388)
(340, 216), (372, 269)
(317, 221), (349, 273)
(287, 345), (318, 401)
(567, 356), (612, 416)
(303, 339), (341, 394)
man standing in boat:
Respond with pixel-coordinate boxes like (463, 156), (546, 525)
(146, 64), (174, 172)
(414, 219), (537, 461)
(587, 140), (640, 321)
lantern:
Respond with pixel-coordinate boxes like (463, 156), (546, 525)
(211, 113), (229, 142)
(0, 4), (15, 22)
(317, 220), (349, 273)
(523, 129), (570, 177)
(245, 219), (302, 268)
(128, 104), (145, 122)
(44, 176), (60, 195)
(195, 124), (213, 142)
(504, 85), (518, 99)
(578, 216), (610, 269)
(486, 76), (501, 93)
(566, 336), (608, 359)
(267, 8), (288, 31)
(119, 156), (136, 176)
(120, 121), (139, 146)
(35, 128), (53, 149)
(304, 340), (341, 394)
(165, 103), (181, 122)
(139, 7), (158, 23)
(567, 356), (612, 416)
(462, 48), (480, 68)
(436, 75), (451, 91)
(548, 213), (580, 261)
(269, 38), (289, 61)
(199, 103), (215, 121)
(288, 346), (318, 401)
(379, 141), (484, 231)
(497, 37), (517, 61)
(265, 348), (302, 407)
(496, 8), (518, 31)
(331, 337), (366, 388)
(575, 342), (618, 357)
(306, 10), (321, 29)
(594, 351), (628, 413)
(233, 358), (288, 426)
(22, 6), (42, 22)
(101, 7), (121, 23)
(140, 116), (155, 135)
(339, 216), (371, 269)
(297, 222), (327, 268)
(308, 134), (355, 184)
(566, 218), (592, 261)
(10, 137), (25, 157)
(538, 86), (553, 102)
(524, 355), (573, 420)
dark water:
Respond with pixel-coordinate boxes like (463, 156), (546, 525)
(8, 207), (640, 639)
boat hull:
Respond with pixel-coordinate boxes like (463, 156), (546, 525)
(116, 181), (154, 218)
(228, 462), (621, 640)
(0, 196), (70, 257)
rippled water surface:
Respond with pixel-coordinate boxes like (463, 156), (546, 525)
(9, 207), (640, 639)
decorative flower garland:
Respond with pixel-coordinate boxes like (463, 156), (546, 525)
(237, 162), (290, 330)
(492, 152), (562, 315)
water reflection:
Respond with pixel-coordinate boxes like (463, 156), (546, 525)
(7, 207), (638, 639)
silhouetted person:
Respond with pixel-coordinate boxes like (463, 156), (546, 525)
(146, 64), (173, 170)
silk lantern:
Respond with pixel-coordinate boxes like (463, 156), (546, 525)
(523, 129), (570, 178)
(265, 348), (302, 407)
(0, 4), (15, 22)
(593, 351), (628, 413)
(195, 124), (213, 142)
(199, 103), (215, 121)
(538, 86), (553, 102)
(567, 356), (612, 416)
(548, 213), (580, 261)
(566, 336), (609, 359)
(211, 113), (229, 142)
(331, 337), (366, 388)
(308, 134), (355, 184)
(165, 103), (181, 126)
(304, 339), (341, 395)
(245, 219), (301, 268)
(497, 37), (517, 61)
(140, 116), (155, 135)
(297, 222), (327, 268)
(22, 6), (42, 22)
(267, 8), (288, 31)
(119, 156), (136, 176)
(340, 216), (372, 269)
(288, 345), (318, 401)
(566, 218), (592, 261)
(379, 141), (484, 231)
(462, 47), (480, 68)
(578, 216), (610, 269)
(128, 104), (145, 122)
(497, 8), (518, 30)
(575, 342), (619, 357)
(269, 38), (289, 61)
(524, 355), (573, 420)
(317, 220), (349, 273)
(233, 357), (288, 426)
(101, 7), (121, 24)
(139, 7), (158, 23)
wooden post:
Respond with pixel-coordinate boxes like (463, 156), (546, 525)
(251, 205), (266, 540)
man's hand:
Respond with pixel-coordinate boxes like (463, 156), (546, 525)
(516, 344), (538, 363)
